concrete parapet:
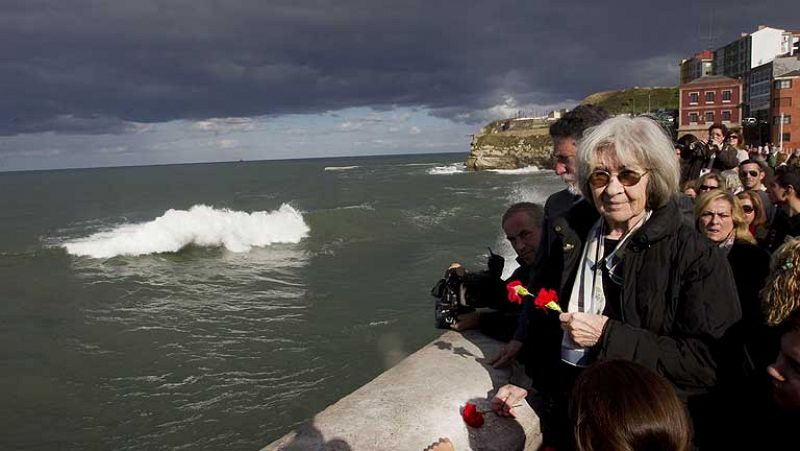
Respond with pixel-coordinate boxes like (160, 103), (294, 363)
(263, 330), (542, 451)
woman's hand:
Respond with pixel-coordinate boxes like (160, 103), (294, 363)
(491, 384), (528, 417)
(559, 312), (608, 347)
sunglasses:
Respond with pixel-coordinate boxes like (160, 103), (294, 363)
(729, 135), (739, 139)
(739, 169), (760, 177)
(699, 184), (719, 191)
(587, 169), (647, 188)
(742, 205), (755, 214)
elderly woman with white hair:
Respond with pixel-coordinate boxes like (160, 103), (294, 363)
(492, 117), (741, 449)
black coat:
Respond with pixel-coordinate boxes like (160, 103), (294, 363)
(763, 208), (800, 253)
(519, 198), (742, 402)
(682, 142), (739, 181)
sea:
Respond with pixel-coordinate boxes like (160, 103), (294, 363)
(0, 153), (563, 450)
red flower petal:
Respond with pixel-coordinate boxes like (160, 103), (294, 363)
(534, 288), (559, 310)
(506, 280), (523, 304)
(462, 402), (484, 428)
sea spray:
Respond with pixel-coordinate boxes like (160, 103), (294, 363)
(427, 163), (466, 175)
(63, 204), (309, 258)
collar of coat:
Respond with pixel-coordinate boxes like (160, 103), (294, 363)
(562, 196), (684, 253)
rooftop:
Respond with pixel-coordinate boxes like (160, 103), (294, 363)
(681, 75), (742, 87)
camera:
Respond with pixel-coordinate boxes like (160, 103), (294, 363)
(431, 250), (504, 329)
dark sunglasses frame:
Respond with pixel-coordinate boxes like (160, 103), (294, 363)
(587, 169), (647, 188)
(698, 184), (719, 191)
(739, 169), (760, 177)
(741, 205), (755, 214)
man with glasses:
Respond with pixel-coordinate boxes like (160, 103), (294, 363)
(739, 159), (775, 226)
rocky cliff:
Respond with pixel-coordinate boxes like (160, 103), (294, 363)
(466, 87), (679, 171)
(465, 118), (552, 171)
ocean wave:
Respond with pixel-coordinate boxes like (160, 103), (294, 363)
(323, 165), (359, 171)
(63, 204), (309, 258)
(488, 166), (542, 174)
(427, 163), (466, 175)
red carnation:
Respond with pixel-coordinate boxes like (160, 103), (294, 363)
(506, 280), (530, 305)
(533, 288), (562, 312)
(462, 402), (484, 428)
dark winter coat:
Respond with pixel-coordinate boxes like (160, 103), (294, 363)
(517, 198), (742, 402)
(763, 208), (800, 253)
(683, 142), (739, 181)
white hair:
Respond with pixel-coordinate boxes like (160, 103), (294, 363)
(577, 116), (680, 209)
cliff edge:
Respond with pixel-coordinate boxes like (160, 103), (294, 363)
(465, 118), (552, 171)
(466, 87), (678, 171)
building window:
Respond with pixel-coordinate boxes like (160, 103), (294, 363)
(689, 92), (699, 104)
(705, 91), (716, 103)
(774, 115), (792, 125)
(722, 111), (732, 121)
(783, 133), (791, 142)
(689, 112), (699, 123)
(705, 111), (714, 122)
(722, 90), (732, 102)
(775, 80), (793, 89)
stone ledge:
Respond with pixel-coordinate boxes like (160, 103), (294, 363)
(263, 330), (542, 451)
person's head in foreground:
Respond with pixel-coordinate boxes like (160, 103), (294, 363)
(570, 360), (691, 451)
(501, 202), (544, 266)
(578, 116), (679, 236)
(549, 104), (611, 193)
(694, 189), (754, 245)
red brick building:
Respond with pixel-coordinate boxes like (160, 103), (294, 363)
(772, 70), (800, 150)
(678, 75), (743, 138)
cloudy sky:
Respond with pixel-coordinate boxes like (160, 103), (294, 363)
(0, 0), (796, 171)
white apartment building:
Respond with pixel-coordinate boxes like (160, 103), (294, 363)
(714, 26), (794, 117)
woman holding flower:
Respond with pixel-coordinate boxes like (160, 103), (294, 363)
(494, 117), (741, 449)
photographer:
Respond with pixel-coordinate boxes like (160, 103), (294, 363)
(433, 202), (543, 341)
(685, 123), (739, 180)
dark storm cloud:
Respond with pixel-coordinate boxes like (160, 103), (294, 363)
(0, 0), (796, 135)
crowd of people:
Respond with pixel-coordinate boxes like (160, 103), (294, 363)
(431, 106), (800, 450)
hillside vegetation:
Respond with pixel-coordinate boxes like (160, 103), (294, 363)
(581, 87), (679, 114)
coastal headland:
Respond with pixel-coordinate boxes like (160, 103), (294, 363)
(466, 86), (679, 171)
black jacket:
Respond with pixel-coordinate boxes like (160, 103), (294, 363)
(518, 198), (742, 401)
(682, 142), (739, 181)
(763, 208), (800, 253)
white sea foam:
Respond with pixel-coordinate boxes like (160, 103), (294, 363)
(63, 204), (309, 258)
(488, 166), (542, 175)
(427, 163), (466, 175)
(323, 165), (359, 171)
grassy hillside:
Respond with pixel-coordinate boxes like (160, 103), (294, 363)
(581, 87), (679, 114)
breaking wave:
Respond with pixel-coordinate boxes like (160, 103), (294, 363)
(427, 163), (466, 175)
(488, 166), (542, 174)
(63, 204), (309, 258)
(323, 165), (359, 171)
